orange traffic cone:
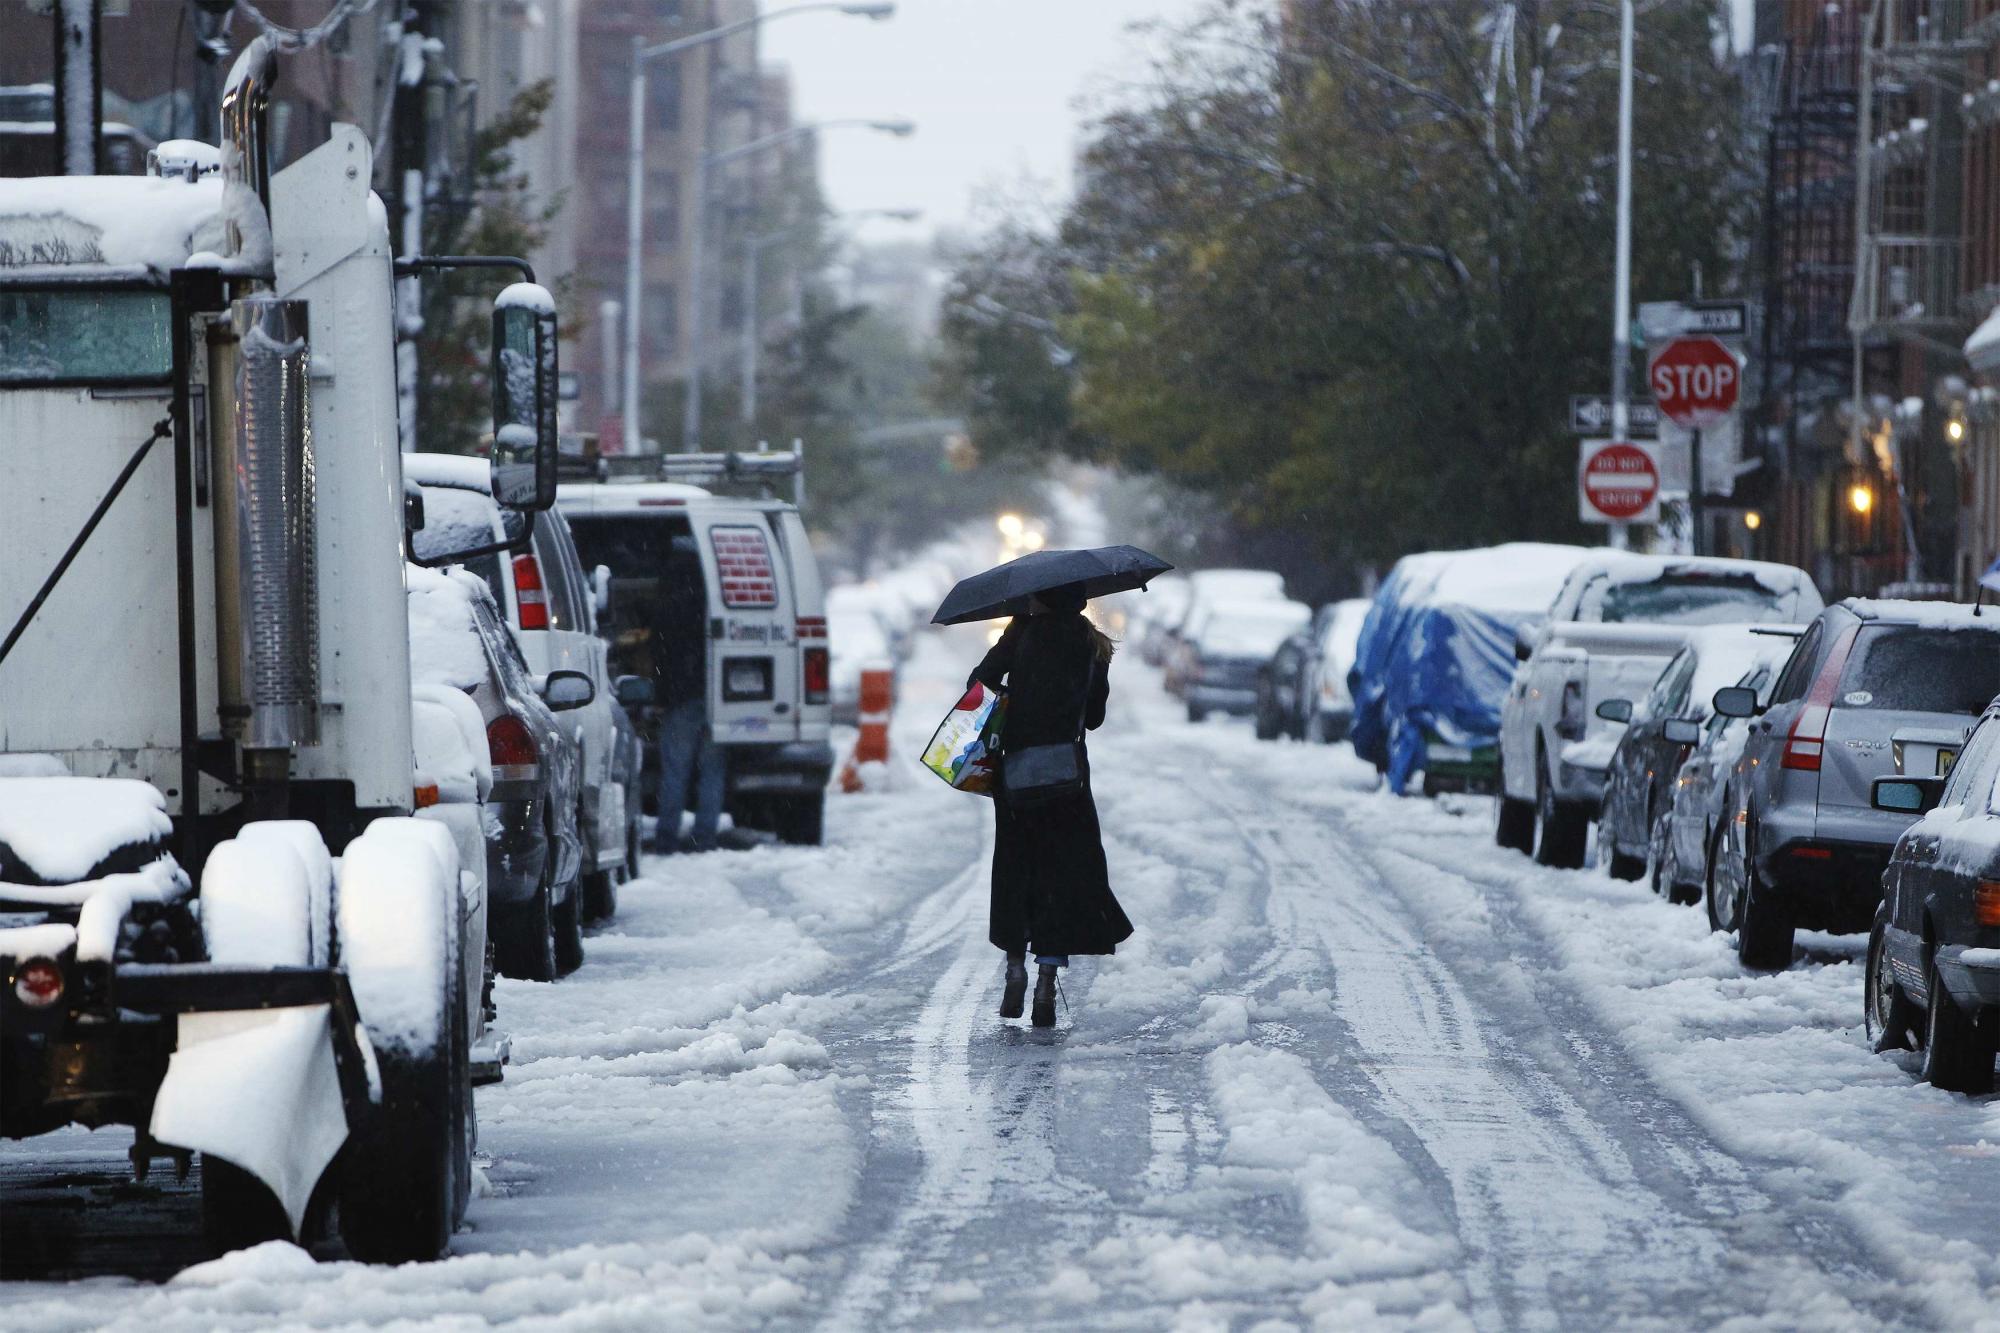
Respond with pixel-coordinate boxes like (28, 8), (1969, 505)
(839, 666), (896, 792)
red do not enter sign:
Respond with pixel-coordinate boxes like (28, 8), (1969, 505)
(1579, 440), (1660, 523)
(1648, 335), (1740, 427)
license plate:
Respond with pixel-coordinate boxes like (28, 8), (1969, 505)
(1938, 748), (1958, 776)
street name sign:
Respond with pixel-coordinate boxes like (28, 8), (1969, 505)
(1637, 299), (1749, 342)
(1569, 396), (1661, 436)
(1648, 335), (1741, 428)
(1579, 440), (1661, 525)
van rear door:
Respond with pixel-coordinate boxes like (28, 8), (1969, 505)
(688, 505), (799, 744)
(770, 507), (830, 741)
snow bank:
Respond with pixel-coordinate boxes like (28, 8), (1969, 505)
(0, 775), (172, 883)
(406, 564), (491, 691)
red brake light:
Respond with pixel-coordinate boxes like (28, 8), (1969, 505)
(1782, 625), (1859, 772)
(797, 616), (827, 640)
(1977, 881), (2000, 927)
(804, 647), (830, 703)
(487, 714), (538, 768)
(14, 958), (63, 1009)
(513, 553), (549, 631)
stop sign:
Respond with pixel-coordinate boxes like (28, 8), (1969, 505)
(1579, 440), (1660, 523)
(1648, 335), (1740, 427)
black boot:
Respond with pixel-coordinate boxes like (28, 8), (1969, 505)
(1000, 955), (1028, 1019)
(1031, 964), (1058, 1028)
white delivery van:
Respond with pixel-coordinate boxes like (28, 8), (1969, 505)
(559, 465), (833, 845)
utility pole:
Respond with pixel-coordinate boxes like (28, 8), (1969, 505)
(50, 0), (102, 176)
(389, 2), (439, 452)
(1607, 0), (1636, 552)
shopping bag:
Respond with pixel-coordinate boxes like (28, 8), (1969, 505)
(920, 682), (1007, 796)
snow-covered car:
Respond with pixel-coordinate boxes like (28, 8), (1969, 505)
(1184, 600), (1313, 722)
(408, 566), (591, 982)
(827, 589), (898, 724)
(1657, 658), (1783, 910)
(1255, 599), (1370, 742)
(1869, 697), (2000, 1092)
(1167, 570), (1291, 696)
(407, 454), (630, 921)
(1595, 625), (1801, 894)
(1496, 553), (1822, 868)
(1305, 598), (1370, 743)
(1708, 599), (2000, 970)
(1351, 544), (1592, 796)
(1135, 575), (1191, 667)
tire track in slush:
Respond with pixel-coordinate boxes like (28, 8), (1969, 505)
(1214, 763), (1916, 1331)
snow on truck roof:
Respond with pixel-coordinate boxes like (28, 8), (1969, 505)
(557, 481), (716, 514)
(0, 174), (225, 275)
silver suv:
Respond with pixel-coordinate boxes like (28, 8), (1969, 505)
(1709, 600), (2000, 968)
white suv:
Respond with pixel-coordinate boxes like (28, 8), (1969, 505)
(405, 453), (632, 916)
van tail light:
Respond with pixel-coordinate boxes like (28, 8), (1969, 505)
(804, 647), (830, 704)
(796, 616), (827, 641)
(1782, 625), (1859, 772)
(14, 958), (63, 1009)
(487, 713), (539, 778)
(513, 553), (549, 631)
(1977, 881), (2000, 927)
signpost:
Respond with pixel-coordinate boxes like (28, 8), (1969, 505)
(1579, 440), (1661, 526)
(1648, 335), (1742, 553)
(1570, 395), (1660, 436)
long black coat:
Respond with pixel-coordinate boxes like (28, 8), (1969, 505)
(970, 613), (1134, 957)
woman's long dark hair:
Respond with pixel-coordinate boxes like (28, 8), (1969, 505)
(1034, 584), (1116, 662)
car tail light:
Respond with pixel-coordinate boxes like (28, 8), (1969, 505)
(796, 616), (827, 641)
(804, 647), (830, 704)
(487, 714), (539, 774)
(1782, 625), (1860, 772)
(14, 958), (63, 1009)
(1977, 881), (2000, 927)
(513, 553), (549, 631)
(1790, 846), (1832, 861)
(1557, 680), (1586, 740)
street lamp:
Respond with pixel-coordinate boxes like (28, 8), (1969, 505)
(739, 207), (922, 425)
(622, 2), (895, 456)
(686, 119), (914, 450)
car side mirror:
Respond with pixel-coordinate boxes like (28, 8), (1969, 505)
(1596, 698), (1633, 724)
(614, 674), (655, 708)
(1663, 718), (1701, 745)
(1514, 628), (1537, 663)
(1711, 686), (1759, 719)
(403, 478), (426, 535)
(490, 283), (559, 512)
(541, 669), (595, 711)
(593, 563), (612, 615)
(1873, 776), (1945, 815)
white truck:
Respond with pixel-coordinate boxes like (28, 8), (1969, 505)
(559, 455), (834, 846)
(0, 39), (565, 1260)
(1496, 552), (1823, 868)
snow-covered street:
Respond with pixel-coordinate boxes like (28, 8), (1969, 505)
(9, 627), (2000, 1330)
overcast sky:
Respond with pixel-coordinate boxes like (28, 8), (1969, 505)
(760, 0), (1213, 243)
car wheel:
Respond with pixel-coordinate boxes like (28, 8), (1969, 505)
(1495, 757), (1535, 852)
(553, 879), (586, 976)
(200, 1156), (294, 1255)
(1734, 844), (1794, 971)
(1254, 707), (1280, 742)
(494, 876), (558, 982)
(1922, 950), (1997, 1094)
(772, 793), (827, 846)
(1647, 817), (1674, 899)
(1607, 843), (1645, 882)
(1534, 758), (1586, 870)
(1866, 914), (1918, 1053)
(1187, 703), (1208, 724)
(1704, 823), (1731, 933)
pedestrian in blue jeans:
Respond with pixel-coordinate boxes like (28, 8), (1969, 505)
(649, 549), (724, 854)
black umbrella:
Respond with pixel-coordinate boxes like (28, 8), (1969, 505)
(931, 545), (1175, 625)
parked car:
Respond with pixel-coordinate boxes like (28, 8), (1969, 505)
(1497, 553), (1823, 868)
(1136, 575), (1191, 667)
(1185, 600), (1312, 722)
(1708, 599), (2000, 969)
(407, 453), (630, 920)
(1306, 598), (1371, 743)
(1595, 625), (1801, 892)
(407, 565), (591, 981)
(1659, 660), (1781, 910)
(1166, 570), (1290, 695)
(560, 479), (834, 846)
(1352, 544), (1591, 796)
(1253, 599), (1368, 742)
(1868, 702), (2000, 1093)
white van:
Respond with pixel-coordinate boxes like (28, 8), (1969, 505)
(558, 478), (834, 845)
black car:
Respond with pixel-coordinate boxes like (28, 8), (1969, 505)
(1254, 625), (1318, 741)
(1596, 625), (1799, 894)
(1868, 699), (2000, 1093)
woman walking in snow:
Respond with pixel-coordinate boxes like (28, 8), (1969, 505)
(968, 583), (1133, 1026)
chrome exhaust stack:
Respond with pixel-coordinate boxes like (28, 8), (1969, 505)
(213, 295), (319, 761)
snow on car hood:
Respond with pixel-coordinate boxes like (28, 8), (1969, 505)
(0, 776), (173, 884)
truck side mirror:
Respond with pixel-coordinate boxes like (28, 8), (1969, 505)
(1711, 686), (1759, 719)
(490, 283), (559, 512)
(614, 675), (655, 708)
(403, 478), (426, 535)
(1596, 698), (1633, 724)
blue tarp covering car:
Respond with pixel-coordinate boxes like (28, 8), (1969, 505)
(1349, 544), (1591, 795)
